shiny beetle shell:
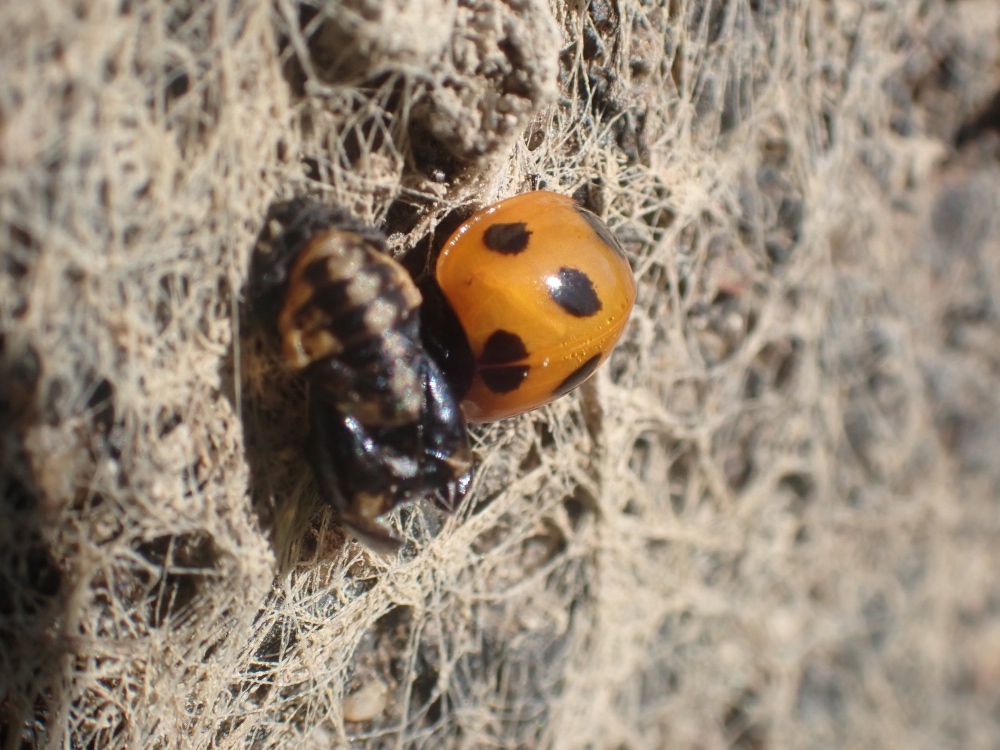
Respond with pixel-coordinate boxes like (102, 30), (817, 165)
(433, 191), (636, 422)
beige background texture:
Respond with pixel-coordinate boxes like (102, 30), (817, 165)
(2, 0), (1000, 748)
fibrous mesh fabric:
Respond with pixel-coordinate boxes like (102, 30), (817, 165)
(2, 1), (1000, 748)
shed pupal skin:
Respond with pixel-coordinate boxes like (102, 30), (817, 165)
(251, 198), (472, 553)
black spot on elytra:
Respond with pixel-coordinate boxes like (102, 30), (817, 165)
(552, 354), (601, 397)
(574, 204), (627, 259)
(482, 365), (531, 394)
(483, 222), (532, 255)
(549, 267), (602, 317)
(480, 330), (529, 365)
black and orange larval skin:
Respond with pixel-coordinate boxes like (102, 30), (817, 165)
(249, 192), (634, 549)
(251, 198), (471, 553)
(427, 191), (637, 422)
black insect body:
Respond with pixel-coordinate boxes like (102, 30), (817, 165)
(252, 200), (472, 553)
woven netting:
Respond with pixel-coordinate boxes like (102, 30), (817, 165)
(3, 0), (1000, 747)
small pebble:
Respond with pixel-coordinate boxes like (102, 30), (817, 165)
(343, 679), (389, 723)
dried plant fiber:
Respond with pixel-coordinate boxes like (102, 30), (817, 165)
(2, 0), (1000, 748)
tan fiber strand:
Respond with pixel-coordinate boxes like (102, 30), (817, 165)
(2, 1), (1000, 748)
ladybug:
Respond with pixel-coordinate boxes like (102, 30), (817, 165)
(420, 191), (636, 422)
(251, 199), (471, 553)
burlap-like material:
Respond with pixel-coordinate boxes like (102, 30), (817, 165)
(3, 1), (1000, 747)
